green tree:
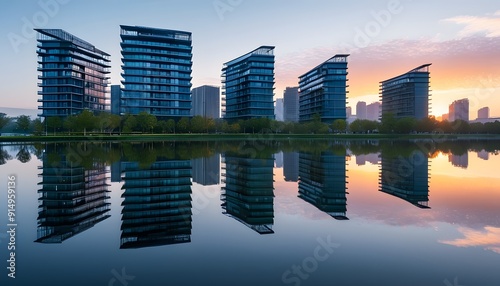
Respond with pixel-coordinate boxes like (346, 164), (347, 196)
(157, 120), (168, 133)
(166, 119), (176, 133)
(380, 113), (397, 134)
(176, 117), (190, 133)
(16, 146), (31, 163)
(394, 117), (417, 134)
(16, 115), (31, 133)
(46, 116), (62, 135)
(97, 112), (121, 134)
(332, 119), (347, 133)
(63, 116), (77, 134)
(190, 116), (205, 133)
(122, 114), (137, 133)
(32, 118), (44, 136)
(0, 113), (11, 132)
(75, 110), (96, 135)
(349, 119), (364, 133)
(136, 111), (157, 133)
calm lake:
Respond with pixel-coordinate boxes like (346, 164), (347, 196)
(0, 139), (499, 286)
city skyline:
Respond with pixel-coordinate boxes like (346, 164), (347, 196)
(2, 0), (500, 119)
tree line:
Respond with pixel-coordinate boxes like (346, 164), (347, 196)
(1, 111), (500, 135)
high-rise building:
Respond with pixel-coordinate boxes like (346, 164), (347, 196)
(191, 85), (220, 118)
(36, 144), (110, 243)
(380, 64), (431, 120)
(478, 107), (489, 119)
(299, 54), (349, 123)
(120, 25), (192, 119)
(449, 153), (468, 169)
(111, 85), (121, 115)
(275, 98), (284, 121)
(366, 102), (381, 121)
(283, 152), (299, 182)
(283, 87), (299, 122)
(449, 98), (469, 121)
(36, 29), (110, 118)
(356, 101), (367, 120)
(192, 154), (220, 186)
(120, 159), (193, 248)
(222, 46), (275, 121)
(298, 151), (348, 220)
(222, 154), (274, 234)
(346, 106), (352, 118)
(379, 150), (430, 209)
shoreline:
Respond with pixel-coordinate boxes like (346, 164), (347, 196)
(1, 133), (500, 143)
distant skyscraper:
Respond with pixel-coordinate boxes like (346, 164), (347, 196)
(366, 102), (381, 121)
(120, 25), (192, 119)
(346, 106), (352, 118)
(356, 101), (367, 120)
(299, 54), (349, 123)
(449, 153), (468, 169)
(283, 152), (299, 182)
(449, 98), (469, 121)
(191, 85), (220, 118)
(36, 29), (110, 118)
(380, 64), (431, 120)
(477, 150), (489, 161)
(283, 87), (299, 122)
(275, 98), (284, 121)
(478, 107), (489, 119)
(111, 85), (121, 115)
(192, 154), (220, 186)
(222, 46), (275, 121)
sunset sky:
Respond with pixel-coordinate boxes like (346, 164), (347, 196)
(1, 0), (499, 118)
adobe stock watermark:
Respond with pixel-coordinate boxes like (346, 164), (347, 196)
(108, 267), (135, 286)
(282, 235), (340, 286)
(7, 0), (71, 54)
(213, 0), (244, 21)
(444, 277), (464, 286)
(6, 175), (17, 279)
(339, 0), (404, 53)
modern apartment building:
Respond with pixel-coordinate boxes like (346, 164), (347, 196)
(298, 54), (349, 123)
(449, 98), (469, 122)
(380, 64), (431, 120)
(36, 29), (110, 118)
(120, 25), (192, 119)
(191, 85), (220, 118)
(283, 87), (299, 122)
(222, 46), (275, 121)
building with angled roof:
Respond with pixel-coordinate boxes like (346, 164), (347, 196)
(222, 46), (275, 121)
(36, 29), (110, 118)
(298, 54), (349, 123)
(120, 25), (192, 119)
(380, 64), (431, 120)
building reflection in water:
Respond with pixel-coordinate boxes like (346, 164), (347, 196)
(36, 145), (111, 243)
(477, 150), (489, 161)
(120, 159), (193, 248)
(283, 152), (299, 182)
(298, 151), (349, 220)
(191, 154), (220, 186)
(379, 150), (430, 209)
(221, 155), (275, 234)
(449, 153), (468, 169)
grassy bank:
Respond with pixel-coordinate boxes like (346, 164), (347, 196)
(1, 133), (500, 143)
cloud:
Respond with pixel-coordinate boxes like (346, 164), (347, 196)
(439, 226), (500, 254)
(443, 11), (500, 38)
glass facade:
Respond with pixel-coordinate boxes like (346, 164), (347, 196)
(379, 150), (430, 209)
(222, 46), (275, 121)
(120, 25), (192, 119)
(36, 144), (110, 243)
(222, 154), (275, 234)
(380, 64), (431, 120)
(36, 29), (111, 118)
(298, 151), (348, 220)
(298, 54), (349, 123)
